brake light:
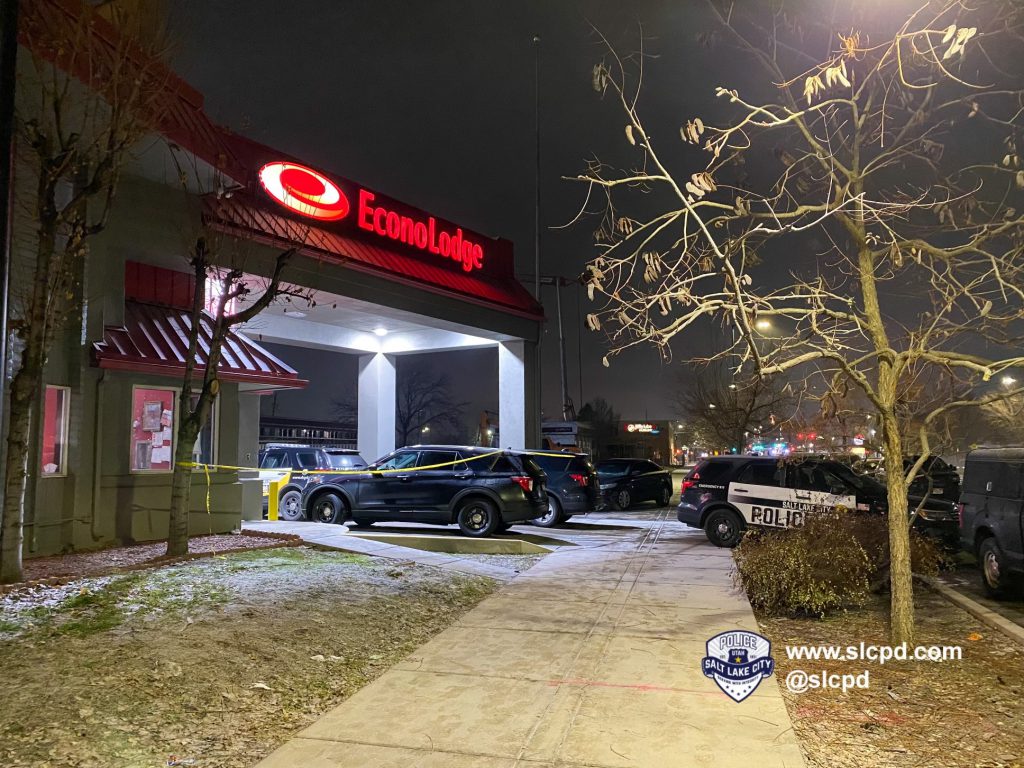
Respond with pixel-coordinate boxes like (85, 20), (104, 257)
(682, 472), (699, 494)
(569, 473), (588, 487)
(512, 476), (534, 493)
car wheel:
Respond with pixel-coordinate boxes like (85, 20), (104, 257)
(979, 536), (1010, 598)
(704, 508), (745, 548)
(614, 488), (632, 511)
(311, 493), (345, 525)
(457, 498), (500, 538)
(531, 496), (562, 528)
(279, 489), (304, 521)
(657, 485), (672, 507)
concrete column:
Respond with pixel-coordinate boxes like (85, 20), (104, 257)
(358, 352), (396, 463)
(498, 340), (538, 449)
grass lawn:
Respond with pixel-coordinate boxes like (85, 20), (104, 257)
(0, 547), (498, 768)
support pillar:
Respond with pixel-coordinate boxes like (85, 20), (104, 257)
(358, 352), (396, 463)
(498, 340), (538, 450)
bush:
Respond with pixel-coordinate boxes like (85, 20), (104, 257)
(734, 512), (948, 617)
(734, 512), (872, 617)
(845, 515), (947, 581)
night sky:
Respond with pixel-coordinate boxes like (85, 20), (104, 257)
(168, 1), (731, 423)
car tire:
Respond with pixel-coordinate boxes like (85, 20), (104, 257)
(531, 496), (562, 528)
(614, 488), (632, 511)
(979, 536), (1011, 598)
(657, 485), (672, 507)
(310, 493), (345, 525)
(457, 498), (500, 538)
(704, 508), (745, 548)
(279, 489), (304, 521)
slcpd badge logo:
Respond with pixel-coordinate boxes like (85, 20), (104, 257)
(702, 630), (775, 702)
(258, 162), (350, 221)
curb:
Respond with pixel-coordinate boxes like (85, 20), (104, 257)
(922, 576), (1024, 647)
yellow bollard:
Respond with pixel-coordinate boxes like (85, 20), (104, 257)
(268, 479), (281, 521)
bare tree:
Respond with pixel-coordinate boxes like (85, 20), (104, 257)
(673, 364), (793, 453)
(2, 2), (168, 582)
(575, 0), (1024, 642)
(395, 361), (467, 447)
(166, 237), (306, 557)
(577, 397), (620, 460)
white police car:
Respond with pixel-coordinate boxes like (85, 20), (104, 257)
(677, 455), (957, 547)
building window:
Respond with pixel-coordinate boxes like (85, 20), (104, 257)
(190, 392), (218, 467)
(131, 386), (177, 472)
(41, 386), (70, 476)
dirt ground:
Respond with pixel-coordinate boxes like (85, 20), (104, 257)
(759, 588), (1024, 768)
(0, 546), (500, 768)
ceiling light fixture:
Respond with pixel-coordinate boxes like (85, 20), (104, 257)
(374, 327), (388, 337)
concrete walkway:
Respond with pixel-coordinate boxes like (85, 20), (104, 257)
(253, 512), (805, 767)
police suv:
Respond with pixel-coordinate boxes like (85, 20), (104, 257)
(677, 455), (958, 547)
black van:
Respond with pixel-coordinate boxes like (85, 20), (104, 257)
(958, 447), (1024, 597)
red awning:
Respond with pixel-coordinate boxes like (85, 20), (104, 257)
(93, 301), (307, 389)
(203, 194), (545, 321)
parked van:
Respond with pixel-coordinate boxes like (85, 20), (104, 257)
(958, 447), (1024, 597)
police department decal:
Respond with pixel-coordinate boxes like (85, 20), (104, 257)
(702, 631), (775, 702)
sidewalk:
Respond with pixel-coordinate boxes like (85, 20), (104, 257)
(253, 512), (805, 767)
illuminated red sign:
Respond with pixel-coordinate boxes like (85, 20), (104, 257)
(356, 190), (483, 273)
(258, 161), (485, 273)
(258, 162), (349, 221)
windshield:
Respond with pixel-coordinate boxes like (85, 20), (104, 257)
(831, 463), (886, 494)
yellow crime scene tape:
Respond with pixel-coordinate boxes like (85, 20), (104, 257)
(177, 449), (577, 518)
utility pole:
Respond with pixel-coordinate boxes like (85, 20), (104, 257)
(0, 0), (19, 517)
(531, 33), (543, 437)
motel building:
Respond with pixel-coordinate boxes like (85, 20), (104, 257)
(14, 5), (543, 557)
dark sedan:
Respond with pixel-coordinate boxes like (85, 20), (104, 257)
(299, 445), (548, 537)
(596, 458), (674, 510)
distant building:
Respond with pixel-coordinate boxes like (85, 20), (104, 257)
(259, 417), (357, 448)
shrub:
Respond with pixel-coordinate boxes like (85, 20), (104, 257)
(734, 512), (872, 617)
(845, 515), (947, 582)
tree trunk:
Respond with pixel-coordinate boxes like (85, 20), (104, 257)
(0, 362), (42, 582)
(166, 417), (200, 557)
(881, 406), (915, 645)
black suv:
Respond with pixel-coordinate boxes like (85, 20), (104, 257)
(678, 455), (958, 547)
(595, 459), (674, 510)
(258, 445), (366, 520)
(526, 451), (599, 527)
(300, 445), (548, 537)
(958, 447), (1024, 597)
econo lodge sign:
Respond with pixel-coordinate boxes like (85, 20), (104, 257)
(258, 161), (485, 273)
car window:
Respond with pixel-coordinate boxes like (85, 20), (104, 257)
(490, 455), (517, 473)
(690, 460), (734, 483)
(327, 453), (366, 469)
(596, 461), (631, 478)
(294, 451), (322, 469)
(736, 462), (779, 486)
(417, 451), (458, 469)
(794, 463), (849, 494)
(260, 452), (291, 469)
(639, 461), (661, 473)
(532, 455), (571, 474)
(377, 451), (419, 471)
(568, 456), (594, 474)
(964, 460), (1021, 498)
